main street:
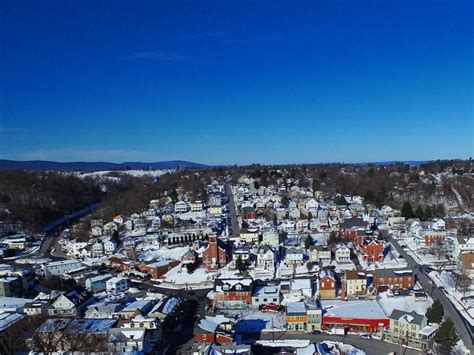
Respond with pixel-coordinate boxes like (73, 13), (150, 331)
(389, 235), (474, 351)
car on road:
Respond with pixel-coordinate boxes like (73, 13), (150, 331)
(360, 333), (372, 340)
(310, 330), (322, 335)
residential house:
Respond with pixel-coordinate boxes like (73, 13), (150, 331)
(213, 279), (253, 309)
(85, 303), (124, 319)
(319, 271), (336, 299)
(262, 228), (279, 247)
(422, 230), (446, 246)
(85, 274), (113, 293)
(106, 277), (129, 294)
(242, 207), (257, 221)
(290, 278), (313, 299)
(286, 247), (305, 266)
(384, 310), (437, 351)
(344, 270), (367, 298)
(41, 259), (83, 277)
(335, 244), (351, 263)
(181, 249), (198, 265)
(174, 201), (189, 214)
(256, 245), (275, 269)
(252, 284), (281, 308)
(190, 201), (203, 212)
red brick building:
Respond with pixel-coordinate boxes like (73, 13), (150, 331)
(242, 207), (257, 221)
(138, 260), (180, 279)
(359, 239), (384, 262)
(373, 269), (415, 290)
(203, 235), (228, 271)
(213, 279), (253, 309)
(194, 315), (235, 344)
(423, 231), (446, 246)
(107, 257), (137, 272)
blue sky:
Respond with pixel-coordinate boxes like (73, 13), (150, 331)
(1, 0), (473, 165)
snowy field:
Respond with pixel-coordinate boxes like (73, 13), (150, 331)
(164, 264), (216, 285)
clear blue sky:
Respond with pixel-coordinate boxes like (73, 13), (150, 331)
(1, 0), (473, 165)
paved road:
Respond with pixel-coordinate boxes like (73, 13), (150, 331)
(389, 235), (474, 351)
(226, 184), (241, 239)
(256, 332), (421, 354)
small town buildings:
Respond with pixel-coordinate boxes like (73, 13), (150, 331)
(285, 247), (305, 266)
(213, 278), (253, 309)
(335, 244), (351, 263)
(319, 271), (336, 299)
(138, 260), (180, 279)
(190, 201), (203, 212)
(174, 201), (189, 213)
(42, 259), (83, 277)
(252, 284), (281, 308)
(232, 247), (250, 262)
(85, 274), (113, 293)
(460, 252), (474, 278)
(242, 207), (257, 221)
(359, 238), (384, 263)
(344, 270), (367, 298)
(181, 249), (198, 265)
(290, 278), (313, 299)
(305, 300), (322, 331)
(194, 315), (235, 344)
(85, 303), (124, 319)
(373, 269), (415, 290)
(422, 230), (447, 246)
(262, 228), (279, 247)
(321, 299), (389, 333)
(0, 276), (23, 298)
(202, 235), (228, 271)
(256, 245), (275, 269)
(106, 277), (129, 294)
(285, 302), (308, 331)
(384, 310), (436, 351)
(240, 228), (259, 244)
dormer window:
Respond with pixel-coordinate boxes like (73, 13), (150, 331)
(236, 284), (242, 290)
(223, 285), (229, 290)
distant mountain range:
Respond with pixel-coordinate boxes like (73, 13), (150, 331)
(0, 159), (208, 171)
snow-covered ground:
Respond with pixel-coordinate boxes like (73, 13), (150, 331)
(72, 169), (173, 180)
(358, 244), (408, 270)
(428, 270), (474, 326)
(377, 292), (432, 316)
(164, 264), (216, 286)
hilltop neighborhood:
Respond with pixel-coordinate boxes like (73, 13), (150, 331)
(0, 164), (473, 354)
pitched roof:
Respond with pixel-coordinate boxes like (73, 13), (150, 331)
(389, 309), (425, 325)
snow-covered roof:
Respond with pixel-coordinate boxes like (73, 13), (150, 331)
(286, 302), (306, 314)
(197, 315), (233, 333)
(322, 300), (386, 319)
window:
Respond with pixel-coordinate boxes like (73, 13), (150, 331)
(263, 298), (267, 302)
(236, 284), (242, 290)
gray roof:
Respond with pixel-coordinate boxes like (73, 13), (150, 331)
(389, 310), (425, 325)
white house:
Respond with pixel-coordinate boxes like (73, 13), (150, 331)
(431, 218), (446, 231)
(174, 201), (189, 213)
(103, 240), (116, 255)
(305, 198), (319, 213)
(42, 259), (83, 277)
(460, 237), (474, 253)
(335, 245), (351, 263)
(257, 245), (275, 269)
(286, 248), (305, 266)
(92, 242), (104, 258)
(252, 285), (281, 308)
(106, 277), (129, 294)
